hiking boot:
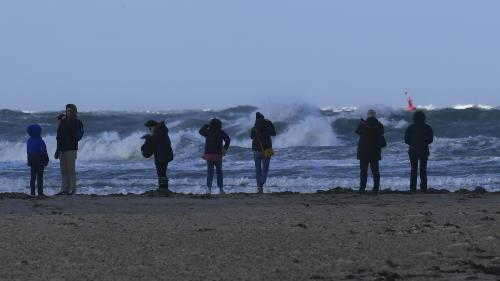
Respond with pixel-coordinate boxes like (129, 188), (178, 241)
(257, 186), (264, 194)
(158, 177), (172, 196)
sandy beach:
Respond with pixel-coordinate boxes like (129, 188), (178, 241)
(1, 190), (500, 281)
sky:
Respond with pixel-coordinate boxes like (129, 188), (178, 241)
(1, 0), (499, 111)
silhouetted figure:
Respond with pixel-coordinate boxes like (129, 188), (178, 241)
(27, 124), (49, 197)
(356, 110), (385, 193)
(55, 104), (84, 195)
(405, 111), (434, 192)
(199, 118), (230, 195)
(250, 112), (276, 194)
(141, 120), (174, 195)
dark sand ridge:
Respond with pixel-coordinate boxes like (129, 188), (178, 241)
(1, 189), (500, 281)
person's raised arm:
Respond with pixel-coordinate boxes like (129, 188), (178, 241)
(355, 121), (364, 135)
(199, 124), (209, 137)
(222, 131), (231, 151)
(404, 126), (412, 145)
(267, 120), (277, 136)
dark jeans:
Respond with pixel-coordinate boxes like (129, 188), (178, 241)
(359, 160), (380, 192)
(410, 154), (428, 192)
(207, 161), (223, 188)
(155, 161), (169, 189)
(30, 166), (45, 195)
(155, 162), (168, 178)
(254, 151), (271, 187)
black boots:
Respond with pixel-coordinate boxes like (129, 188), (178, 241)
(158, 177), (172, 196)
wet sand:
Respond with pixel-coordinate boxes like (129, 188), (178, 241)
(1, 190), (500, 281)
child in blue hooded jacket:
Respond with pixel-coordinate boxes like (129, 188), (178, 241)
(27, 124), (49, 197)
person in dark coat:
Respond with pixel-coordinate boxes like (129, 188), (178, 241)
(250, 112), (276, 194)
(55, 104), (84, 195)
(199, 118), (230, 195)
(27, 124), (49, 197)
(141, 120), (174, 194)
(405, 111), (434, 192)
(356, 109), (385, 193)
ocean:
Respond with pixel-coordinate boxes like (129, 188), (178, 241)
(1, 104), (500, 195)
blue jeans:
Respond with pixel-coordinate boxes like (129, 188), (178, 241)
(254, 151), (271, 187)
(207, 161), (223, 188)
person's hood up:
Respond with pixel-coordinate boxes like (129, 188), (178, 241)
(365, 117), (379, 128)
(27, 124), (42, 138)
(209, 118), (222, 131)
(413, 111), (426, 125)
(145, 120), (158, 128)
(155, 121), (168, 135)
(254, 118), (266, 131)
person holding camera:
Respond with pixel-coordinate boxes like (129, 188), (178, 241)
(55, 104), (84, 195)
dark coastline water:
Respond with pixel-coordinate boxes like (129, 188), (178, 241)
(1, 104), (500, 195)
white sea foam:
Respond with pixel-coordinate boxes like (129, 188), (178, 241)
(1, 174), (499, 195)
(453, 104), (494, 110)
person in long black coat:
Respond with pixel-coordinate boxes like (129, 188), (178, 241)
(141, 120), (174, 194)
(356, 109), (385, 193)
(405, 111), (434, 192)
(199, 118), (230, 195)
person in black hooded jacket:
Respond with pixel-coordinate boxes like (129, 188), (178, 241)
(55, 104), (84, 195)
(199, 118), (230, 195)
(405, 111), (434, 192)
(141, 120), (174, 194)
(250, 112), (276, 194)
(356, 109), (385, 193)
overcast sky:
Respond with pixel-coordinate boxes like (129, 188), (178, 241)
(1, 0), (499, 111)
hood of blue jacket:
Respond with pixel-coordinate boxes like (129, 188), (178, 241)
(27, 124), (42, 138)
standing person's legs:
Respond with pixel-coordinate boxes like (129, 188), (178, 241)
(207, 161), (215, 191)
(155, 162), (168, 190)
(359, 160), (369, 192)
(66, 150), (77, 194)
(419, 155), (428, 192)
(370, 160), (380, 192)
(261, 156), (271, 187)
(30, 166), (37, 196)
(59, 152), (69, 193)
(37, 167), (45, 196)
(254, 151), (263, 187)
(409, 154), (419, 192)
(215, 161), (224, 191)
